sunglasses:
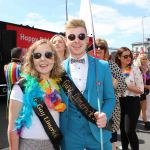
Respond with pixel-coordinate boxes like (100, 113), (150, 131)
(32, 51), (55, 59)
(67, 33), (86, 41)
(121, 55), (131, 59)
(96, 45), (106, 50)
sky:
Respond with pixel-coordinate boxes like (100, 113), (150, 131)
(0, 0), (150, 49)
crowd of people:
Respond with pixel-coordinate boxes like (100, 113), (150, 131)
(4, 18), (150, 150)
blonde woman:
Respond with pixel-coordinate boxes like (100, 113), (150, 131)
(50, 34), (69, 61)
(8, 39), (65, 150)
(134, 53), (150, 130)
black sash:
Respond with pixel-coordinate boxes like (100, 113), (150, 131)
(60, 72), (97, 124)
(17, 78), (62, 150)
(33, 98), (62, 150)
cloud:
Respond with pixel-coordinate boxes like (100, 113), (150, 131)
(113, 0), (150, 9)
(26, 13), (43, 19)
(23, 12), (65, 33)
(22, 4), (150, 48)
(89, 4), (142, 37)
(78, 3), (149, 47)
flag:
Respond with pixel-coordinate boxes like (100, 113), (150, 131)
(79, 0), (94, 37)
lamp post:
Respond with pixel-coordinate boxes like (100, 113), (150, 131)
(142, 16), (150, 52)
(142, 16), (146, 51)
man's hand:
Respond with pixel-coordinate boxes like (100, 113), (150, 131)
(94, 112), (107, 128)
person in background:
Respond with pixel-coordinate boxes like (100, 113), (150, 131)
(50, 34), (69, 61)
(134, 53), (150, 130)
(115, 47), (144, 150)
(91, 38), (127, 150)
(4, 47), (23, 101)
(132, 51), (139, 64)
(8, 39), (65, 150)
(60, 19), (115, 150)
(87, 41), (108, 60)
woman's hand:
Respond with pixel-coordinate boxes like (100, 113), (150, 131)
(112, 78), (118, 89)
(94, 112), (107, 128)
(127, 85), (143, 94)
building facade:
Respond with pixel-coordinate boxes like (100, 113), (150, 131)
(132, 38), (150, 53)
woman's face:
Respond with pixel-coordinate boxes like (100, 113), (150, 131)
(32, 43), (55, 79)
(141, 55), (148, 65)
(95, 42), (107, 60)
(51, 36), (66, 60)
(95, 47), (106, 60)
(119, 50), (132, 66)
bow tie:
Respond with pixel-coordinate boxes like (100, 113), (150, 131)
(71, 58), (85, 64)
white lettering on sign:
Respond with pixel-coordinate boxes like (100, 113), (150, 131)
(20, 34), (50, 43)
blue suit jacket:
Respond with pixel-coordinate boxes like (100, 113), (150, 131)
(60, 55), (115, 143)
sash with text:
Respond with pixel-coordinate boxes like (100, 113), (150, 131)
(60, 72), (97, 124)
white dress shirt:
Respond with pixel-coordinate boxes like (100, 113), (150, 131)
(69, 54), (88, 93)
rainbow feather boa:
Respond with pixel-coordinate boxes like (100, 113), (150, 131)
(15, 73), (66, 135)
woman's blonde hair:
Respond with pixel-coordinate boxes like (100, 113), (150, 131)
(22, 39), (64, 78)
(50, 34), (69, 59)
(95, 38), (109, 60)
(134, 53), (148, 67)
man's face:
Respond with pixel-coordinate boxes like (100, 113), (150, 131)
(133, 52), (139, 59)
(65, 27), (89, 58)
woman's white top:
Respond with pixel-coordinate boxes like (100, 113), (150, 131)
(10, 84), (59, 139)
(123, 65), (144, 97)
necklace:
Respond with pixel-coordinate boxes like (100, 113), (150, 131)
(122, 65), (131, 78)
(39, 79), (66, 112)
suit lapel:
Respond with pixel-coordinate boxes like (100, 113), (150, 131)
(63, 58), (71, 78)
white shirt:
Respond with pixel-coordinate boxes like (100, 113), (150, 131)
(69, 54), (88, 93)
(123, 65), (144, 97)
(10, 84), (59, 139)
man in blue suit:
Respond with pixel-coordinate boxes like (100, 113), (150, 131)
(60, 19), (115, 150)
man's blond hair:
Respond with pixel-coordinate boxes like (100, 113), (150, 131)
(65, 19), (87, 32)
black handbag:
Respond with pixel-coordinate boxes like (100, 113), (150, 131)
(144, 88), (149, 95)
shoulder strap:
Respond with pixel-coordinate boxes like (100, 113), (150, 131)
(6, 77), (26, 118)
(16, 77), (26, 92)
